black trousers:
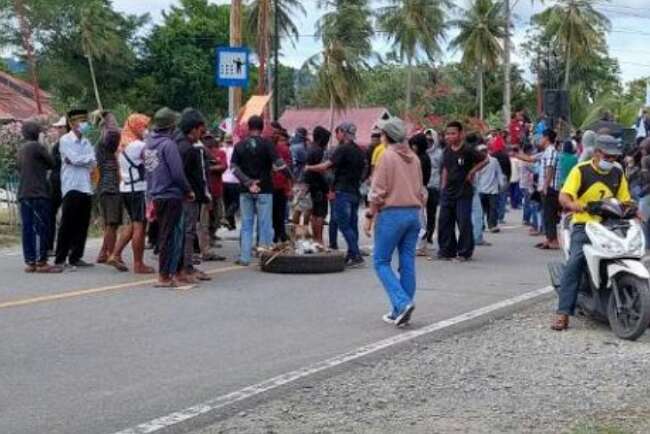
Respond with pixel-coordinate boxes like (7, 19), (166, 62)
(425, 187), (440, 241)
(543, 188), (560, 241)
(479, 193), (499, 230)
(437, 194), (474, 259)
(272, 189), (288, 242)
(55, 190), (92, 265)
(156, 198), (184, 276)
(223, 182), (240, 228)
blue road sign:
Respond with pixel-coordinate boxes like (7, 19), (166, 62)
(216, 46), (250, 88)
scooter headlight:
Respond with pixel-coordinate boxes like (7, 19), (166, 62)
(586, 223), (626, 256)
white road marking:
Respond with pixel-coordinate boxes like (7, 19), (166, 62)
(113, 285), (554, 434)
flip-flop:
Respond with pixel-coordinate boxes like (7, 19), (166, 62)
(154, 281), (176, 288)
(534, 242), (547, 249)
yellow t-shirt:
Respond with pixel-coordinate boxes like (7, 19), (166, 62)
(371, 143), (386, 167)
(561, 160), (631, 224)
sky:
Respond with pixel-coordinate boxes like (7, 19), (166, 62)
(112, 0), (650, 85)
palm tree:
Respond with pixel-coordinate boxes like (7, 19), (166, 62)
(306, 0), (373, 132)
(377, 0), (451, 115)
(246, 0), (306, 95)
(79, 0), (123, 110)
(533, 0), (610, 91)
(450, 0), (505, 120)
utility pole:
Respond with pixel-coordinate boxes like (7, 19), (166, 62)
(273, 0), (280, 120)
(14, 0), (43, 115)
(503, 0), (511, 128)
(228, 0), (242, 122)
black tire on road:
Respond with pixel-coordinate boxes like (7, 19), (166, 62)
(607, 274), (650, 341)
(260, 252), (346, 274)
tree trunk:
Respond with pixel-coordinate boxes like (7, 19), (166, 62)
(478, 66), (484, 121)
(229, 0), (243, 121)
(329, 93), (335, 145)
(503, 0), (511, 127)
(86, 53), (103, 111)
(257, 0), (270, 95)
(563, 43), (571, 91)
(405, 56), (413, 117)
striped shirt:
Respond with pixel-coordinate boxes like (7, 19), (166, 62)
(540, 146), (560, 191)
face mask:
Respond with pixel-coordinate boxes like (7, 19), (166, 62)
(78, 121), (91, 135)
(598, 160), (615, 172)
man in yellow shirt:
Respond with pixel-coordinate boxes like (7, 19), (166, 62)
(552, 135), (631, 331)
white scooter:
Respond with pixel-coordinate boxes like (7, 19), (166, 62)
(548, 198), (650, 340)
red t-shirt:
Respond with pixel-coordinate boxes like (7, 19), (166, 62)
(509, 119), (524, 146)
(272, 142), (292, 194)
(209, 148), (227, 198)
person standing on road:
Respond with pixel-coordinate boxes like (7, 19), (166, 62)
(476, 143), (505, 234)
(231, 115), (291, 266)
(54, 109), (96, 269)
(95, 111), (123, 264)
(46, 116), (67, 255)
(424, 128), (443, 245)
(205, 133), (228, 249)
(306, 122), (368, 268)
(221, 134), (239, 230)
(305, 126), (331, 245)
(176, 108), (212, 283)
(408, 133), (432, 256)
(364, 117), (425, 327)
(107, 113), (154, 274)
(272, 130), (293, 243)
(17, 121), (61, 273)
(552, 135), (631, 331)
(145, 108), (193, 288)
(437, 122), (487, 261)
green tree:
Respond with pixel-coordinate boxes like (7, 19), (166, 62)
(306, 0), (374, 131)
(533, 0), (610, 90)
(377, 0), (451, 115)
(449, 0), (505, 120)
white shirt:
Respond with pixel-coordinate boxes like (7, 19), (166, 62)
(510, 157), (521, 183)
(59, 130), (96, 197)
(221, 146), (239, 184)
(119, 140), (147, 193)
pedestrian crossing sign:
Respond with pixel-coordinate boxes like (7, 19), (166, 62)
(216, 46), (250, 88)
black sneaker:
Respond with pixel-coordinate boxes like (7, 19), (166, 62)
(70, 259), (94, 268)
(345, 256), (365, 269)
(395, 304), (415, 328)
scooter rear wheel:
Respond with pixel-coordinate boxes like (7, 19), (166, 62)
(607, 274), (650, 341)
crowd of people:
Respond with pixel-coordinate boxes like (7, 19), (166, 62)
(14, 103), (650, 328)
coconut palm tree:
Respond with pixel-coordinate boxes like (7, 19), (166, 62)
(304, 0), (373, 132)
(79, 0), (123, 111)
(450, 0), (505, 120)
(377, 0), (451, 115)
(533, 0), (610, 91)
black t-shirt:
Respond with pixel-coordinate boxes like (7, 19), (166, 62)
(442, 144), (483, 199)
(304, 145), (328, 197)
(231, 136), (278, 194)
(330, 142), (367, 195)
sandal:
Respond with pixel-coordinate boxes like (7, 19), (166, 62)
(107, 257), (129, 272)
(35, 264), (64, 273)
(154, 280), (176, 288)
(134, 264), (155, 274)
(551, 314), (569, 331)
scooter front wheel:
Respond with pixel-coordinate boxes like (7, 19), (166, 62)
(607, 274), (650, 341)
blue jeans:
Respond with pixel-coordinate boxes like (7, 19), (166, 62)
(373, 207), (420, 317)
(497, 191), (507, 222)
(471, 191), (484, 244)
(522, 190), (532, 225)
(240, 193), (273, 263)
(334, 191), (360, 260)
(19, 198), (51, 264)
(328, 200), (338, 249)
(509, 183), (522, 209)
(558, 226), (590, 315)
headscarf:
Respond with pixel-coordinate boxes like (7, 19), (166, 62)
(119, 114), (151, 152)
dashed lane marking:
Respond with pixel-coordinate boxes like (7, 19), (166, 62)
(0, 266), (244, 310)
(113, 285), (554, 434)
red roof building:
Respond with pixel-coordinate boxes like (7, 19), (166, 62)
(0, 71), (55, 121)
(279, 106), (400, 148)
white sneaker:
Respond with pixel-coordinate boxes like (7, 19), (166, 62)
(395, 304), (415, 328)
(382, 312), (396, 324)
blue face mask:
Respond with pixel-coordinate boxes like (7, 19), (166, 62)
(78, 121), (91, 135)
(598, 159), (615, 172)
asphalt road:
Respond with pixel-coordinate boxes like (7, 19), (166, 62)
(0, 212), (554, 434)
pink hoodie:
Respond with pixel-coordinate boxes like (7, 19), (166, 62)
(370, 143), (425, 210)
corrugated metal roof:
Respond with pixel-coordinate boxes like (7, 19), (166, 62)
(0, 71), (54, 121)
(279, 107), (391, 148)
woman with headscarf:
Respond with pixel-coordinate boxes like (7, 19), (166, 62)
(106, 114), (155, 274)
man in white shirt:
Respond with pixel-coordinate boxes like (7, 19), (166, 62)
(54, 109), (97, 268)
